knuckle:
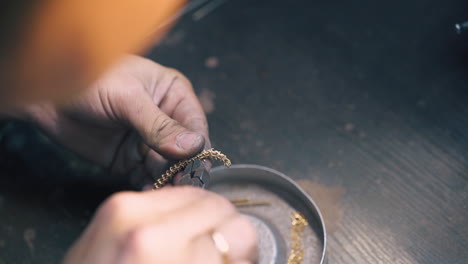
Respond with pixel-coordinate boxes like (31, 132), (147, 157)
(98, 192), (136, 222)
(122, 226), (155, 257)
(153, 115), (171, 136)
(186, 116), (208, 131)
(237, 216), (258, 248)
(166, 67), (180, 75)
(205, 193), (236, 214)
(166, 68), (184, 79)
(172, 186), (209, 197)
(166, 68), (194, 89)
(158, 186), (209, 201)
(150, 115), (180, 143)
(231, 215), (258, 261)
(110, 78), (140, 103)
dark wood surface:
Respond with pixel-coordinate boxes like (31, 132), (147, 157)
(0, 0), (467, 263)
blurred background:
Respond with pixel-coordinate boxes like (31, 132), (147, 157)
(0, 0), (467, 263)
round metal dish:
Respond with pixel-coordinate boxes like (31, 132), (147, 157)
(209, 164), (327, 264)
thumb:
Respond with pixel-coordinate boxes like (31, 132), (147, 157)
(122, 93), (205, 159)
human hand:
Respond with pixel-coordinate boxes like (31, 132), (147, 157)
(63, 187), (258, 264)
(23, 55), (209, 181)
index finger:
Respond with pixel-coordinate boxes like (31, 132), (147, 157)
(157, 69), (211, 149)
(121, 57), (210, 148)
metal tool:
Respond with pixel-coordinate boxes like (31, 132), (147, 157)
(175, 159), (210, 188)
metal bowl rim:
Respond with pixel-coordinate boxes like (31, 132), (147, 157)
(211, 164), (327, 264)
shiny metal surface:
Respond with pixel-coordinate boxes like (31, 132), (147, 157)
(209, 164), (327, 264)
(176, 159), (210, 188)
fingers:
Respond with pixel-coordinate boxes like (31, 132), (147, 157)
(96, 187), (208, 227)
(189, 235), (226, 264)
(189, 215), (258, 264)
(116, 225), (255, 264)
(117, 231), (224, 264)
(98, 56), (210, 176)
(116, 215), (258, 264)
(70, 187), (208, 256)
(64, 187), (257, 264)
(113, 190), (256, 264)
(91, 187), (238, 243)
(158, 69), (211, 149)
(64, 187), (209, 263)
(127, 56), (210, 149)
(115, 225), (180, 264)
(215, 215), (258, 262)
(133, 191), (257, 263)
(105, 56), (207, 160)
(143, 189), (238, 240)
(123, 88), (205, 159)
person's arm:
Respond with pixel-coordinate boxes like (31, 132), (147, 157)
(1, 56), (260, 263)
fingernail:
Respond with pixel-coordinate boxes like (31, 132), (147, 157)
(176, 132), (203, 150)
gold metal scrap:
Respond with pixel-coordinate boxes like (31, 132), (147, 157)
(153, 149), (231, 189)
(230, 198), (250, 203)
(288, 212), (309, 264)
(233, 201), (271, 207)
(230, 198), (271, 207)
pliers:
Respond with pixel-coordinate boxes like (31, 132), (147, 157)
(174, 159), (210, 189)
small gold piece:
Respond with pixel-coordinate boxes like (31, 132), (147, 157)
(153, 149), (231, 189)
(211, 231), (230, 264)
(232, 201), (271, 207)
(230, 198), (271, 207)
(234, 201), (271, 207)
(287, 212), (309, 264)
(229, 198), (250, 203)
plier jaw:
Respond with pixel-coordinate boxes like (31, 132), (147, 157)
(174, 159), (210, 189)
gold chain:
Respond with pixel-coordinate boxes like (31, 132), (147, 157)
(154, 151), (308, 263)
(288, 212), (309, 264)
(153, 149), (231, 189)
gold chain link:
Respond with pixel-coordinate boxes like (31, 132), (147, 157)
(154, 151), (308, 264)
(288, 212), (309, 264)
(153, 149), (231, 189)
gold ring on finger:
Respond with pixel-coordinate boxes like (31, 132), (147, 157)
(211, 231), (230, 264)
